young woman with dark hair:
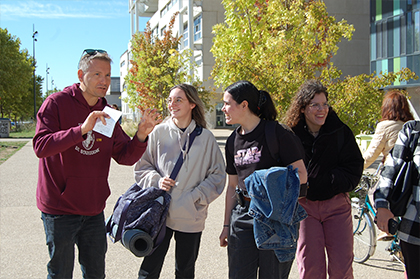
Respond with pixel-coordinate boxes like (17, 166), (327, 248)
(220, 80), (307, 279)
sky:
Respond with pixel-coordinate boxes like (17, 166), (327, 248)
(0, 0), (149, 93)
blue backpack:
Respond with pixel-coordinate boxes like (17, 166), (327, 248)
(106, 184), (171, 257)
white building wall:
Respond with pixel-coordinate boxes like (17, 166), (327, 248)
(121, 0), (225, 128)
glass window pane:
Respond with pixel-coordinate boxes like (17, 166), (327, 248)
(407, 12), (413, 54)
(376, 22), (382, 58)
(194, 15), (202, 41)
(401, 15), (406, 55)
(183, 23), (188, 48)
(415, 11), (420, 51)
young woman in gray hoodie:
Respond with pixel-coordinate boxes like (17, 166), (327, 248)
(134, 84), (226, 279)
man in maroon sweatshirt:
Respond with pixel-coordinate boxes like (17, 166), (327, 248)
(33, 49), (160, 279)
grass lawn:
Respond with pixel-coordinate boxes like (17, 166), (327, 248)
(0, 124), (34, 165)
(9, 123), (36, 138)
(0, 141), (29, 165)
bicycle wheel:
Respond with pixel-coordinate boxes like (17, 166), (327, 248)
(352, 205), (377, 263)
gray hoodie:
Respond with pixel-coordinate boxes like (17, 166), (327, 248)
(134, 118), (226, 232)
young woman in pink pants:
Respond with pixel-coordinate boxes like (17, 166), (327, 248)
(285, 80), (364, 279)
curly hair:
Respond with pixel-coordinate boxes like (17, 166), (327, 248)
(380, 90), (414, 122)
(170, 84), (207, 129)
(284, 80), (328, 128)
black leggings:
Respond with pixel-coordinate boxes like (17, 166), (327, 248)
(400, 240), (420, 279)
(138, 227), (202, 279)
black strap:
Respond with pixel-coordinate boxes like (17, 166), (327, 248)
(265, 121), (279, 161)
(407, 131), (419, 161)
(169, 125), (202, 180)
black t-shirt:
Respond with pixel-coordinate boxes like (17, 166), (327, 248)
(225, 120), (304, 190)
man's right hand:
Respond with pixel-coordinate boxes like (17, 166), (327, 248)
(81, 111), (110, 135)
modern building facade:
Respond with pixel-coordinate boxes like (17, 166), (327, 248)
(122, 1), (420, 127)
(370, 0), (420, 117)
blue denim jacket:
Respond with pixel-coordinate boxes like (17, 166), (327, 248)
(245, 165), (307, 262)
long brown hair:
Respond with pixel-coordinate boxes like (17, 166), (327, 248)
(170, 84), (207, 129)
(381, 90), (414, 122)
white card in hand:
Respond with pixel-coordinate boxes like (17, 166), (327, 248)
(92, 106), (123, 138)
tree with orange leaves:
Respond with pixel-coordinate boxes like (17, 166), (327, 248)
(124, 13), (211, 117)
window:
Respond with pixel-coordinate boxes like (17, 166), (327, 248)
(183, 23), (188, 48)
(160, 0), (178, 17)
(401, 15), (406, 55)
(382, 21), (387, 58)
(415, 11), (420, 52)
(195, 55), (202, 66)
(376, 22), (382, 58)
(161, 26), (167, 37)
(194, 15), (202, 41)
(152, 26), (158, 38)
(407, 12), (413, 54)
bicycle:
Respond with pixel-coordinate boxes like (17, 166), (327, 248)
(351, 164), (404, 265)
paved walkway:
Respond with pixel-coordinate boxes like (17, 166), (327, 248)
(0, 130), (405, 278)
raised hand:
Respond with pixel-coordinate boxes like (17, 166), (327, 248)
(136, 108), (162, 142)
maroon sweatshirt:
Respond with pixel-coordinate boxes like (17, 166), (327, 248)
(33, 83), (146, 216)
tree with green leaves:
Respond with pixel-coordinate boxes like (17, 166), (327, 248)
(0, 28), (38, 121)
(211, 0), (417, 134)
(125, 13), (212, 117)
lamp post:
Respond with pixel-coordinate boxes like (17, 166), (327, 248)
(32, 25), (38, 121)
(46, 64), (50, 96)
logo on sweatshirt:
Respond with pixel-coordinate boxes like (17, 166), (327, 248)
(234, 146), (261, 166)
(82, 130), (95, 150)
(74, 125), (100, 156)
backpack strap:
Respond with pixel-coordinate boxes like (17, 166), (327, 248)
(265, 121), (280, 162)
(169, 125), (202, 180)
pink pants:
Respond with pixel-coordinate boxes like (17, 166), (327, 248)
(297, 193), (354, 279)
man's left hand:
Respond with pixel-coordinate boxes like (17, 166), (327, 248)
(136, 108), (162, 142)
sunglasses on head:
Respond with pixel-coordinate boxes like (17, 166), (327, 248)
(82, 49), (107, 56)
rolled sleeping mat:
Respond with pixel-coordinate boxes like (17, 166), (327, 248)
(121, 229), (154, 257)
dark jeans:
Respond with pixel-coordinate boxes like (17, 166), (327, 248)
(138, 227), (202, 279)
(228, 202), (293, 279)
(41, 212), (107, 279)
(400, 240), (420, 279)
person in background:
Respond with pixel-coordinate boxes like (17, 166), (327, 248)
(374, 120), (420, 279)
(363, 90), (414, 170)
(284, 79), (364, 279)
(33, 49), (161, 279)
(134, 84), (226, 279)
(111, 103), (122, 124)
(363, 90), (414, 242)
(219, 80), (307, 279)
